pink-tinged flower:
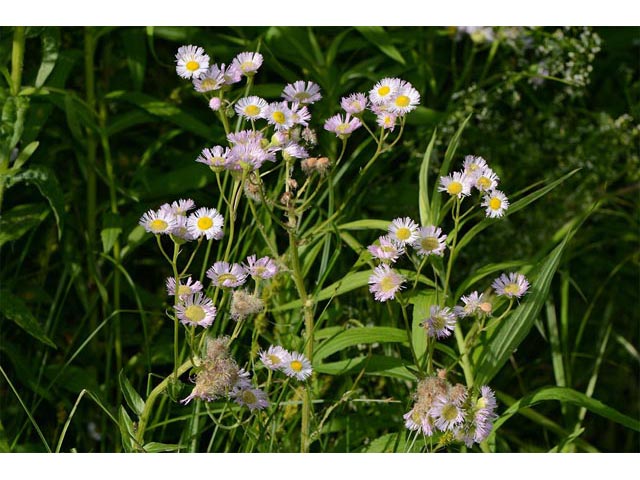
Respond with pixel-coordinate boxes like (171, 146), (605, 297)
(324, 113), (362, 137)
(166, 276), (203, 297)
(233, 368), (252, 390)
(438, 171), (473, 198)
(231, 51), (263, 76)
(192, 65), (225, 92)
(259, 345), (290, 371)
(175, 293), (217, 327)
(245, 255), (278, 279)
(290, 102), (311, 127)
(219, 63), (242, 85)
(235, 96), (268, 120)
(475, 385), (498, 423)
(429, 394), (464, 432)
(422, 305), (457, 339)
(462, 155), (489, 176)
(367, 235), (405, 264)
(388, 81), (420, 115)
(170, 214), (198, 241)
(264, 101), (294, 131)
(231, 386), (269, 411)
(403, 408), (434, 436)
(492, 272), (529, 298)
(369, 77), (401, 105)
(376, 112), (397, 131)
(159, 198), (195, 217)
(282, 351), (312, 380)
(227, 130), (264, 145)
(412, 226), (447, 256)
(368, 264), (405, 302)
(209, 97), (222, 111)
(228, 142), (273, 170)
(454, 291), (485, 318)
(482, 190), (509, 218)
(187, 207), (224, 240)
(341, 93), (368, 115)
(139, 208), (177, 235)
(282, 80), (322, 104)
(388, 217), (420, 245)
(196, 146), (232, 170)
(175, 45), (210, 79)
(206, 261), (248, 288)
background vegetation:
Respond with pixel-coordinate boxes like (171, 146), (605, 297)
(0, 26), (638, 452)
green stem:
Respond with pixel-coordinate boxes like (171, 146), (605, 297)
(399, 300), (421, 374)
(171, 242), (181, 384)
(442, 197), (461, 303)
(10, 26), (25, 96)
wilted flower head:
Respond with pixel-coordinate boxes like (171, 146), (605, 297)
(175, 45), (210, 79)
(230, 290), (265, 321)
(492, 272), (529, 298)
(301, 157), (331, 176)
(368, 264), (405, 302)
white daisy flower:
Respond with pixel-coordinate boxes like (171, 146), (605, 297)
(421, 305), (457, 339)
(245, 255), (278, 279)
(341, 93), (368, 115)
(264, 101), (294, 131)
(175, 45), (210, 79)
(139, 208), (177, 235)
(231, 51), (264, 76)
(412, 226), (447, 256)
(429, 394), (464, 432)
(367, 235), (405, 263)
(159, 198), (195, 217)
(175, 293), (217, 328)
(482, 190), (509, 218)
(376, 112), (397, 131)
(369, 77), (401, 105)
(438, 171), (472, 198)
(235, 96), (268, 120)
(206, 261), (248, 288)
(368, 264), (405, 302)
(462, 155), (489, 177)
(192, 66), (225, 92)
(282, 80), (322, 104)
(388, 216), (420, 245)
(388, 81), (420, 115)
(282, 351), (312, 381)
(166, 276), (203, 298)
(474, 169), (500, 192)
(187, 207), (224, 240)
(492, 272), (529, 298)
(259, 345), (290, 370)
(290, 102), (311, 127)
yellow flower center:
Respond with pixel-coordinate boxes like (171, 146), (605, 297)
(150, 219), (168, 232)
(217, 273), (238, 285)
(294, 92), (311, 101)
(241, 389), (257, 403)
(336, 123), (350, 133)
(395, 227), (411, 241)
(430, 314), (446, 331)
(378, 85), (391, 96)
(185, 305), (205, 322)
(395, 95), (410, 107)
(197, 216), (214, 230)
(244, 105), (261, 116)
(240, 60), (254, 72)
(200, 78), (217, 90)
(503, 283), (520, 295)
(441, 404), (459, 422)
(254, 265), (266, 276)
(272, 111), (286, 124)
(478, 176), (491, 189)
(447, 181), (463, 195)
(351, 101), (362, 110)
(268, 354), (281, 365)
(421, 236), (440, 251)
(380, 276), (396, 292)
(381, 245), (395, 253)
(489, 197), (502, 210)
(177, 285), (192, 296)
(290, 360), (303, 372)
(186, 60), (200, 72)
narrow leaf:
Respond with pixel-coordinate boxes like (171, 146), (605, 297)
(0, 289), (56, 348)
(419, 129), (437, 225)
(314, 327), (408, 362)
(355, 26), (406, 64)
(118, 370), (145, 417)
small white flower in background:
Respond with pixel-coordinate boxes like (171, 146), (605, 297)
(367, 235), (405, 264)
(462, 155), (489, 177)
(492, 272), (529, 298)
(387, 81), (420, 115)
(196, 146), (231, 170)
(245, 255), (279, 279)
(166, 276), (203, 298)
(235, 96), (268, 120)
(368, 264), (405, 302)
(438, 171), (472, 198)
(175, 45), (210, 79)
(259, 345), (290, 371)
(187, 207), (224, 240)
(175, 293), (217, 327)
(481, 190), (509, 218)
(264, 101), (295, 131)
(369, 77), (401, 105)
(454, 291), (485, 318)
(231, 386), (269, 411)
(341, 93), (368, 115)
(282, 80), (322, 104)
(139, 208), (177, 235)
(388, 216), (420, 245)
(376, 112), (397, 131)
(160, 198), (195, 217)
(474, 168), (500, 192)
(231, 51), (264, 76)
(282, 351), (313, 380)
(206, 261), (248, 288)
(422, 305), (457, 339)
(192, 66), (225, 92)
(412, 226), (447, 256)
(323, 113), (362, 137)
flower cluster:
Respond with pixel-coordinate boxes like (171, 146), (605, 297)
(403, 373), (498, 447)
(182, 337), (268, 412)
(139, 199), (223, 241)
(259, 345), (312, 381)
(324, 77), (421, 137)
(367, 217), (449, 302)
(439, 155), (510, 218)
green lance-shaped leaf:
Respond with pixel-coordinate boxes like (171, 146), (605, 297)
(0, 202), (49, 247)
(313, 326), (408, 363)
(118, 406), (136, 453)
(409, 290), (437, 365)
(314, 355), (416, 381)
(355, 26), (406, 65)
(35, 27), (60, 88)
(118, 370), (145, 417)
(419, 128), (437, 226)
(474, 233), (570, 386)
(0, 289), (56, 348)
